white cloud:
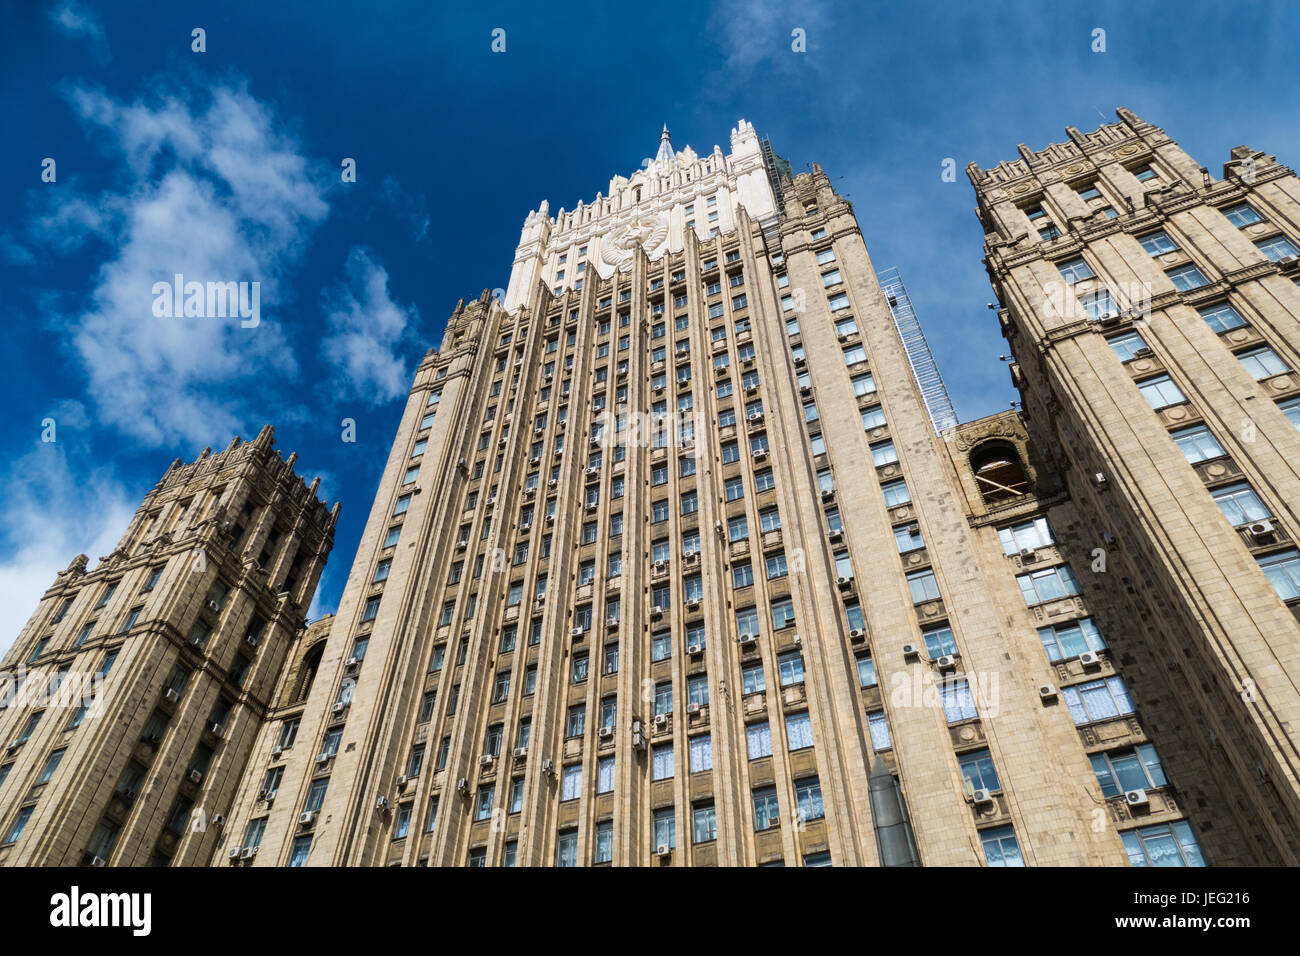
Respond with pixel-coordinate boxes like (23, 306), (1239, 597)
(320, 247), (418, 405)
(51, 1), (106, 43)
(0, 445), (136, 660)
(30, 84), (329, 447)
(706, 0), (831, 77)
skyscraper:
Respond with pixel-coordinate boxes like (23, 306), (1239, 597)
(967, 108), (1300, 865)
(0, 427), (337, 866)
(212, 117), (1270, 869)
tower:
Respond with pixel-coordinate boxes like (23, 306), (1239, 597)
(0, 426), (337, 866)
(969, 108), (1300, 864)
(216, 120), (1221, 868)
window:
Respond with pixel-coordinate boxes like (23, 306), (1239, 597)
(1122, 822), (1205, 867)
(393, 803), (412, 840)
(940, 678), (978, 723)
(1017, 564), (1080, 604)
(981, 826), (1024, 867)
(741, 662), (765, 695)
(1057, 257), (1094, 283)
(1198, 302), (1246, 333)
(1258, 548), (1300, 600)
(652, 807), (675, 850)
(843, 344), (867, 366)
(1038, 618), (1107, 661)
(921, 625), (958, 658)
(1256, 235), (1300, 262)
(906, 569), (941, 603)
(1279, 396), (1300, 430)
(689, 734), (713, 773)
(1222, 202), (1262, 227)
(1137, 375), (1186, 410)
(685, 803), (717, 845)
(1107, 330), (1147, 363)
(561, 764), (582, 801)
(777, 650), (804, 687)
(652, 745), (674, 781)
(1212, 481), (1269, 526)
(959, 749), (1000, 794)
(870, 441), (898, 467)
(746, 721), (773, 760)
(997, 517), (1054, 554)
(882, 479), (911, 507)
(1237, 346), (1290, 380)
(785, 712), (813, 751)
(593, 820), (614, 864)
(1139, 230), (1177, 255)
(1171, 424), (1226, 463)
(37, 748), (65, 784)
(1166, 263), (1209, 292)
(861, 405), (886, 429)
(1063, 676), (1136, 725)
(1077, 184), (1102, 201)
(474, 785), (494, 821)
(732, 562), (754, 589)
(565, 705), (585, 738)
(753, 786), (779, 831)
(771, 598), (795, 630)
(794, 776), (824, 823)
(1090, 744), (1167, 798)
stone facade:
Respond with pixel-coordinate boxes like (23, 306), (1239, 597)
(0, 426), (337, 866)
(212, 120), (1246, 869)
(968, 108), (1300, 865)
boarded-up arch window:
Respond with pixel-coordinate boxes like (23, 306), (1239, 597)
(970, 441), (1030, 504)
(295, 642), (325, 703)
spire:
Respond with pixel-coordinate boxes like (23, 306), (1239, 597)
(655, 124), (674, 168)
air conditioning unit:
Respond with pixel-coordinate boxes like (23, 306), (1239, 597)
(1018, 548), (1037, 562)
(245, 634), (260, 648)
(498, 438), (507, 447)
(1125, 788), (1150, 809)
(849, 628), (866, 642)
(210, 722), (225, 738)
(480, 754), (495, 768)
(187, 769), (203, 785)
(902, 643), (919, 659)
(738, 633), (756, 647)
(541, 759), (555, 775)
(753, 449), (768, 460)
(1079, 651), (1102, 668)
(828, 529), (843, 543)
(598, 727), (613, 740)
(653, 714), (668, 728)
(1092, 471), (1108, 487)
(486, 496), (497, 506)
(316, 753), (330, 764)
(227, 847), (241, 860)
(88, 855), (107, 867)
(513, 746), (529, 759)
(299, 811), (317, 827)
(683, 550), (698, 564)
(520, 521), (533, 532)
(586, 467), (600, 477)
(164, 688), (181, 703)
(656, 844), (672, 857)
(590, 437), (601, 447)
(606, 617), (619, 628)
(570, 626), (585, 638)
(206, 600), (221, 612)
(270, 747), (283, 759)
(456, 777), (469, 793)
(687, 702), (702, 715)
(548, 478), (559, 488)
(189, 634), (204, 647)
(546, 514), (555, 525)
(1133, 346), (1155, 359)
(747, 409), (763, 420)
(799, 384), (811, 395)
(1248, 520), (1276, 539)
(653, 559), (667, 573)
(1038, 683), (1058, 701)
(820, 488), (834, 500)
(376, 796), (392, 812)
(332, 702), (347, 714)
(971, 788), (994, 806)
(687, 643), (703, 656)
(837, 576), (853, 589)
(1276, 254), (1300, 269)
(211, 813), (225, 827)
(651, 605), (664, 617)
(530, 456), (542, 465)
(585, 503), (598, 513)
(686, 599), (701, 611)
(239, 846), (258, 860)
(936, 655), (957, 672)
(457, 457), (467, 469)
(396, 775), (409, 789)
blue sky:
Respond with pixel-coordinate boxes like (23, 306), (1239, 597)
(2, 0), (1297, 656)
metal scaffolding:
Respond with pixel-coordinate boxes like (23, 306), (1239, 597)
(877, 266), (959, 435)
